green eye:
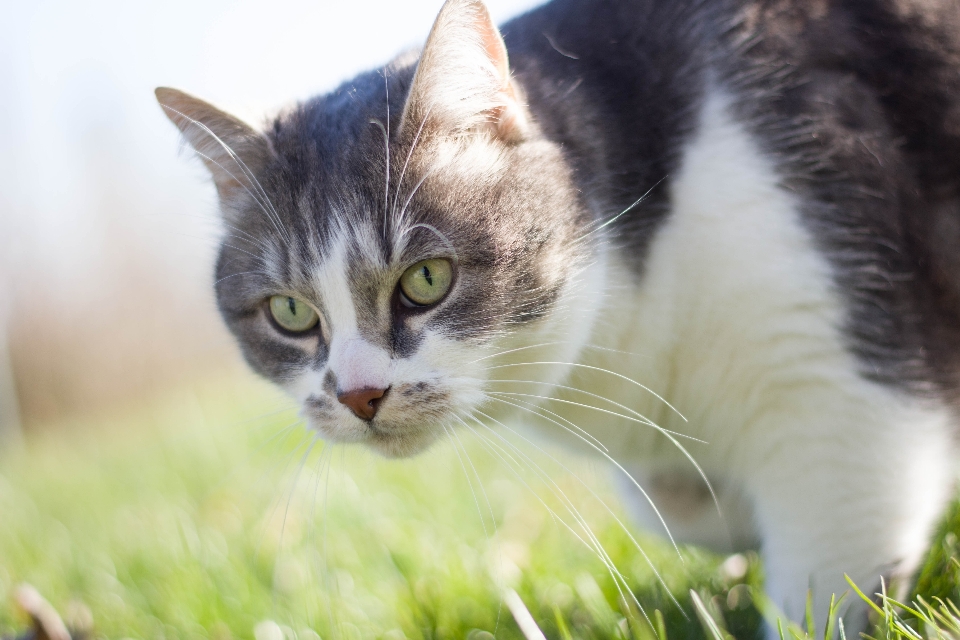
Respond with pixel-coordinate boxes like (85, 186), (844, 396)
(269, 296), (319, 333)
(399, 258), (454, 306)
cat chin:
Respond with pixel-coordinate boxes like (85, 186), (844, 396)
(365, 425), (440, 459)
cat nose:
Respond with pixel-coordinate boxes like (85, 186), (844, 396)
(337, 387), (388, 420)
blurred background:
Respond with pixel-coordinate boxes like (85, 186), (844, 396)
(0, 0), (542, 436)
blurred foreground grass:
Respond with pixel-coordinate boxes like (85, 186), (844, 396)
(0, 374), (957, 639)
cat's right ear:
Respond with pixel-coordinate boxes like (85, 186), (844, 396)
(155, 87), (271, 204)
(400, 0), (528, 143)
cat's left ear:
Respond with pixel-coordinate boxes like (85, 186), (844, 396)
(401, 0), (528, 143)
(155, 87), (272, 205)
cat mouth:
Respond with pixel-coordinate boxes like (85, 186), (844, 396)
(364, 418), (441, 458)
(302, 388), (454, 457)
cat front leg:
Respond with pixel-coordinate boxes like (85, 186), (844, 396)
(746, 405), (954, 638)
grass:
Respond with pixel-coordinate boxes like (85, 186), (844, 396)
(0, 373), (957, 639)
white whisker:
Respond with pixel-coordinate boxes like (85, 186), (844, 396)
(396, 167), (436, 230)
(578, 175), (667, 241)
(392, 106), (434, 222)
(278, 433), (322, 564)
(488, 387), (720, 517)
(485, 361), (687, 422)
(482, 394), (684, 558)
(443, 423), (492, 536)
(398, 222), (458, 262)
(254, 427), (310, 560)
(486, 391), (610, 452)
(467, 342), (564, 365)
(460, 414), (655, 622)
(444, 422), (504, 634)
(162, 104), (290, 245)
(488, 379), (706, 443)
(470, 408), (686, 618)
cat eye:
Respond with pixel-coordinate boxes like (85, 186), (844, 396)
(398, 258), (454, 307)
(268, 295), (319, 333)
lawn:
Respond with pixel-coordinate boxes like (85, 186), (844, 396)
(0, 374), (957, 639)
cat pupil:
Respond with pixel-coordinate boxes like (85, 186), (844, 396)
(422, 266), (433, 287)
(287, 297), (297, 316)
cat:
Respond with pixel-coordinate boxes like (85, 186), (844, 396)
(156, 0), (960, 634)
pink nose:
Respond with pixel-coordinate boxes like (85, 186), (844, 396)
(337, 387), (388, 420)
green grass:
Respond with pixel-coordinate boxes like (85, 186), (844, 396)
(0, 374), (957, 639)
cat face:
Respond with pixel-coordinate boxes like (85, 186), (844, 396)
(158, 0), (602, 457)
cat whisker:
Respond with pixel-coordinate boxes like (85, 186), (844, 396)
(152, 211), (274, 253)
(438, 297), (573, 327)
(178, 408), (302, 504)
(454, 414), (600, 559)
(214, 270), (271, 286)
(396, 222), (458, 263)
(276, 432), (323, 595)
(158, 229), (248, 253)
(391, 105), (434, 223)
(190, 137), (288, 247)
(470, 408), (684, 618)
(218, 234), (274, 254)
(483, 390), (610, 452)
(241, 419), (309, 488)
(233, 404), (300, 433)
(484, 361), (688, 422)
(487, 385), (705, 443)
(396, 166), (436, 231)
(444, 303), (561, 324)
(576, 175), (667, 241)
(460, 413), (657, 623)
(306, 444), (330, 572)
(442, 422), (504, 634)
(164, 107), (289, 246)
(458, 416), (630, 612)
(214, 240), (272, 263)
(488, 390), (720, 517)
(467, 342), (565, 365)
(369, 116), (390, 232)
(443, 423), (492, 537)
(384, 70), (391, 233)
(222, 222), (273, 247)
(322, 445), (338, 634)
(305, 445), (334, 634)
(253, 425), (311, 560)
(581, 343), (656, 359)
(482, 393), (684, 559)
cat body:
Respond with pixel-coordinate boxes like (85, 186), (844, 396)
(157, 0), (960, 632)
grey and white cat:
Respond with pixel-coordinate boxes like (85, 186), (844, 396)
(156, 0), (960, 633)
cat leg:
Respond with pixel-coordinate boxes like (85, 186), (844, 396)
(747, 407), (954, 638)
(615, 467), (760, 554)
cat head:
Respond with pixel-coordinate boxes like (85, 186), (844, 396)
(157, 0), (605, 457)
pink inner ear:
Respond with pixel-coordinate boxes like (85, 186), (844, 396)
(475, 8), (511, 91)
(472, 4), (527, 141)
(400, 0), (528, 142)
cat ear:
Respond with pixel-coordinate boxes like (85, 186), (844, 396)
(401, 0), (527, 142)
(155, 87), (272, 203)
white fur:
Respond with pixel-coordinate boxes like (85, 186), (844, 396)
(531, 86), (957, 629)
